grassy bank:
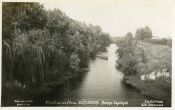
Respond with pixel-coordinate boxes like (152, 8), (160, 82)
(123, 75), (171, 101)
(116, 33), (171, 106)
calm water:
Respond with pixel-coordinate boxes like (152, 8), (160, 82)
(33, 44), (150, 106)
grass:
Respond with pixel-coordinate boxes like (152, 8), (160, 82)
(123, 75), (171, 106)
(138, 41), (171, 67)
(122, 40), (172, 106)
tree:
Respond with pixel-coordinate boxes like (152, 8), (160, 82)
(2, 2), (47, 41)
(135, 26), (152, 40)
(70, 53), (80, 72)
(126, 32), (133, 39)
(2, 2), (111, 90)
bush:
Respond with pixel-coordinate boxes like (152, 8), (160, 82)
(135, 26), (152, 40)
(2, 2), (111, 89)
(116, 32), (138, 76)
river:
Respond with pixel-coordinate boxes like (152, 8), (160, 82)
(32, 44), (150, 106)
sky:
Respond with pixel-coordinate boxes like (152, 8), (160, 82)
(41, 0), (173, 38)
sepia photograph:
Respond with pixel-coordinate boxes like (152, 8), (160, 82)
(1, 0), (174, 108)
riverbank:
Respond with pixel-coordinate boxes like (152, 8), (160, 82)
(44, 68), (90, 87)
(115, 36), (171, 106)
(123, 75), (171, 99)
(123, 75), (171, 106)
(1, 68), (90, 106)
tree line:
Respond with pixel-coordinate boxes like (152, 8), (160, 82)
(116, 26), (171, 76)
(2, 2), (111, 88)
(116, 26), (171, 101)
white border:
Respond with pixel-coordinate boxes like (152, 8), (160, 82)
(0, 0), (175, 110)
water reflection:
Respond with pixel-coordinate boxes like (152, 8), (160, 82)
(33, 44), (150, 106)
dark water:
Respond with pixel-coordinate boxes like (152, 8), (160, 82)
(32, 44), (151, 106)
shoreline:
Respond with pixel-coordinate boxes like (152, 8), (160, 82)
(2, 68), (90, 106)
(29, 68), (90, 94)
(123, 75), (171, 106)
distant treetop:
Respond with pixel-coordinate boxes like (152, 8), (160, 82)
(135, 26), (152, 40)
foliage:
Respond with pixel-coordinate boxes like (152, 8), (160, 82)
(70, 53), (80, 72)
(2, 2), (47, 40)
(2, 2), (111, 90)
(116, 29), (171, 101)
(116, 32), (138, 76)
(145, 38), (172, 46)
(135, 26), (152, 40)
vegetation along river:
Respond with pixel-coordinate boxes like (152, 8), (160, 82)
(32, 44), (151, 106)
